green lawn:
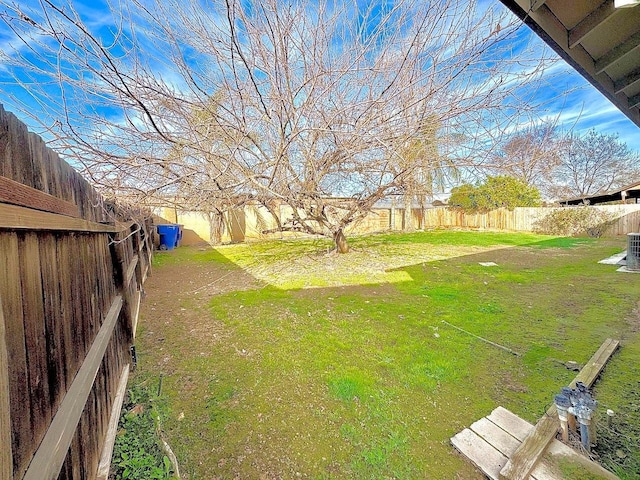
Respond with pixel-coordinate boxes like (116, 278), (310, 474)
(134, 231), (640, 479)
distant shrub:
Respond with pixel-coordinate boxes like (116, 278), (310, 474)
(533, 208), (617, 237)
(448, 176), (541, 212)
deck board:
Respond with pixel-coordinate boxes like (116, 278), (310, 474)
(487, 407), (534, 442)
(452, 406), (619, 480)
(471, 417), (521, 457)
(451, 428), (508, 480)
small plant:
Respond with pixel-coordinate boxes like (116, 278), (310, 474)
(111, 383), (174, 480)
(533, 207), (617, 237)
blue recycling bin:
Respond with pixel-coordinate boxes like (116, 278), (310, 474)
(157, 224), (180, 250)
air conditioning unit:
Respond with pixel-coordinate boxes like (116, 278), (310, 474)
(628, 233), (640, 271)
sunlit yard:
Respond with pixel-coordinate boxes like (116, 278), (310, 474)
(134, 231), (640, 479)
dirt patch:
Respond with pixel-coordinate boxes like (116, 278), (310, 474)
(139, 250), (263, 371)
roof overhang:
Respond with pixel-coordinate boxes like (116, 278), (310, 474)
(562, 180), (640, 205)
(499, 0), (640, 129)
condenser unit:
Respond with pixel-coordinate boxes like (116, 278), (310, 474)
(628, 233), (640, 271)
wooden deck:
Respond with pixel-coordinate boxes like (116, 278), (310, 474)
(451, 406), (618, 480)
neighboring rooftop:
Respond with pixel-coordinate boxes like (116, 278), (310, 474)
(561, 179), (640, 204)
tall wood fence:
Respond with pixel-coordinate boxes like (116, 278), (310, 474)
(421, 205), (640, 235)
(0, 105), (153, 480)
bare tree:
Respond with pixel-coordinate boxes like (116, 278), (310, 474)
(397, 117), (458, 230)
(0, 0), (558, 252)
(547, 129), (640, 200)
(487, 123), (561, 195)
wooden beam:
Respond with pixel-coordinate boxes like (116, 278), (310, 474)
(0, 296), (13, 480)
(570, 338), (620, 388)
(630, 93), (640, 109)
(22, 296), (123, 480)
(0, 203), (118, 233)
(530, 0), (547, 11)
(613, 67), (640, 94)
(132, 290), (142, 339)
(499, 338), (620, 480)
(568, 1), (617, 49)
(95, 365), (130, 480)
(0, 176), (79, 218)
(498, 412), (558, 480)
(595, 30), (640, 74)
(125, 255), (139, 290)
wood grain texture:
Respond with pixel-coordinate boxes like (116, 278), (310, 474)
(0, 107), (155, 480)
(487, 407), (534, 443)
(19, 232), (52, 456)
(571, 338), (620, 388)
(39, 234), (68, 409)
(452, 428), (508, 480)
(471, 417), (521, 458)
(96, 365), (130, 480)
(0, 233), (30, 478)
(0, 295), (13, 480)
(0, 203), (117, 232)
(0, 175), (79, 217)
(22, 296), (123, 480)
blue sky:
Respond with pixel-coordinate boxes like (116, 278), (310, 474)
(0, 0), (638, 153)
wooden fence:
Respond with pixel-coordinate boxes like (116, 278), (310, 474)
(421, 205), (640, 235)
(0, 105), (153, 480)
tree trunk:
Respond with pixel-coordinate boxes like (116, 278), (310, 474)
(334, 229), (349, 253)
(208, 211), (225, 245)
(403, 194), (414, 232)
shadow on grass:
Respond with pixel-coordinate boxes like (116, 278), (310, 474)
(143, 232), (636, 479)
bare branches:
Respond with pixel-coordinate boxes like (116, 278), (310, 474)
(0, 0), (561, 249)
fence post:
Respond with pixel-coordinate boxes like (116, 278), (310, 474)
(0, 296), (13, 480)
(108, 229), (133, 339)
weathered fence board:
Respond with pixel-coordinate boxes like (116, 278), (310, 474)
(0, 175), (79, 217)
(420, 206), (640, 235)
(0, 105), (153, 480)
(0, 232), (31, 479)
(0, 296), (12, 480)
(0, 106), (106, 223)
(22, 296), (123, 480)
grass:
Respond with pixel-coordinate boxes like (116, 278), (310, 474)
(133, 230), (640, 479)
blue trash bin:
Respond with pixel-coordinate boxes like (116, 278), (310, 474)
(157, 224), (180, 250)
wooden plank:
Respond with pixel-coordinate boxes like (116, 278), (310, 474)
(452, 428), (509, 480)
(595, 30), (640, 74)
(487, 407), (534, 443)
(545, 439), (619, 480)
(0, 296), (13, 480)
(38, 234), (68, 411)
(96, 365), (130, 480)
(125, 255), (139, 290)
(0, 203), (118, 233)
(613, 67), (640, 95)
(132, 290), (142, 338)
(499, 413), (559, 480)
(110, 232), (135, 339)
(500, 339), (620, 480)
(568, 1), (617, 49)
(19, 232), (52, 459)
(471, 417), (521, 458)
(0, 174), (79, 217)
(0, 233), (30, 478)
(572, 338), (620, 388)
(22, 295), (123, 480)
(57, 235), (76, 388)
